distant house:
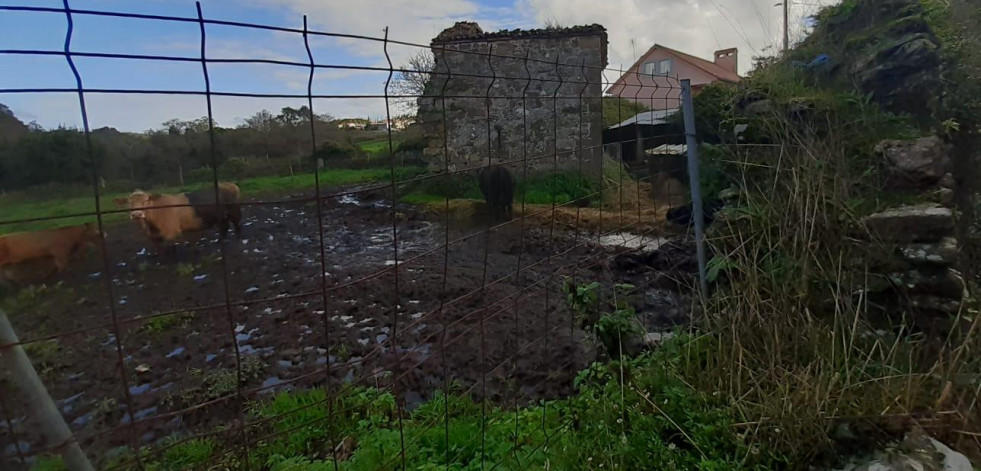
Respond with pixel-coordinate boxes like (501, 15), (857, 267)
(606, 45), (741, 112)
(336, 119), (368, 130)
(391, 117), (415, 131)
(365, 119), (390, 131)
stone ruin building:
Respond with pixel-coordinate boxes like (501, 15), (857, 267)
(415, 22), (609, 177)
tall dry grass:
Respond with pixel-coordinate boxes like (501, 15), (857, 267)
(682, 117), (981, 466)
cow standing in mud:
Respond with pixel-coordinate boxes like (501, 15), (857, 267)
(478, 166), (515, 222)
(115, 182), (242, 257)
(0, 223), (103, 278)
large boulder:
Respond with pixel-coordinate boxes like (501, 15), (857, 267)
(861, 204), (954, 242)
(831, 428), (972, 471)
(876, 137), (950, 189)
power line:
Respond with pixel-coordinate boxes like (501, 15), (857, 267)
(707, 0), (760, 56)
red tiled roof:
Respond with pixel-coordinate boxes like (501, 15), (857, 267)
(611, 44), (741, 89)
(657, 44), (741, 83)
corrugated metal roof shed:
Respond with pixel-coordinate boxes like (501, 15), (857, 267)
(608, 109), (678, 129)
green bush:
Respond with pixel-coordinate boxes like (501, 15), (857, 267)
(312, 140), (362, 161)
(517, 171), (599, 206)
(602, 97), (650, 128)
(221, 158), (249, 178)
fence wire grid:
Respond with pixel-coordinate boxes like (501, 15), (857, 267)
(0, 2), (706, 470)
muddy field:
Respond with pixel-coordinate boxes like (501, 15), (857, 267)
(0, 186), (695, 467)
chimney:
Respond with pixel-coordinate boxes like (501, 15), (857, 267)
(714, 48), (738, 74)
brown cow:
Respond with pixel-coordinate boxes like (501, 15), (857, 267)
(0, 223), (103, 275)
(114, 182), (242, 252)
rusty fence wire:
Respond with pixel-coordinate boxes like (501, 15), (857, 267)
(0, 2), (704, 469)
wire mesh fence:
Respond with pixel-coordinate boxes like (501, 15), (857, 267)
(0, 2), (706, 469)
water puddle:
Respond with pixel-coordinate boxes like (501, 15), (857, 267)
(395, 344), (432, 361)
(71, 412), (93, 428)
(259, 376), (291, 394)
(121, 406), (158, 425)
(240, 344), (274, 356)
(165, 347), (185, 358)
(3, 441), (31, 457)
(598, 234), (670, 252)
(57, 392), (86, 414)
(337, 194), (360, 205)
(1, 417), (23, 431)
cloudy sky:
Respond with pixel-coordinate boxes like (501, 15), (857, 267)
(0, 0), (837, 132)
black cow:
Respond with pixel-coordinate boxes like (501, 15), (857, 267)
(478, 166), (515, 222)
(666, 198), (724, 229)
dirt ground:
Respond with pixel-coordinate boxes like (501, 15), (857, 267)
(0, 186), (696, 468)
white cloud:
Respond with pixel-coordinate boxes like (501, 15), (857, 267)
(520, 0), (840, 76)
(247, 0), (526, 68)
(9, 0), (841, 131)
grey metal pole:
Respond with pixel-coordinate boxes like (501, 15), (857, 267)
(681, 79), (709, 295)
(0, 310), (94, 471)
(783, 1), (790, 53)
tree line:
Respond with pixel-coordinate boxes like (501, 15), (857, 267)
(0, 105), (394, 193)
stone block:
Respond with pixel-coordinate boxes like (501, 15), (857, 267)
(875, 136), (949, 189)
(909, 295), (964, 315)
(899, 237), (958, 266)
(932, 188), (955, 207)
(861, 204), (953, 242)
(888, 267), (965, 300)
(939, 173), (956, 189)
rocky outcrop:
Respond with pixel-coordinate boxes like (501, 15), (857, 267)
(805, 0), (945, 125)
(852, 33), (942, 125)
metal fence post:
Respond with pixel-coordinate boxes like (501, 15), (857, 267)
(0, 310), (94, 471)
(681, 79), (709, 295)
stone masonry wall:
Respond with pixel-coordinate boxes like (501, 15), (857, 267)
(859, 136), (966, 327)
(416, 23), (608, 176)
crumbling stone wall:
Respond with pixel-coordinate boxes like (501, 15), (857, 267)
(415, 22), (608, 176)
(860, 137), (965, 325)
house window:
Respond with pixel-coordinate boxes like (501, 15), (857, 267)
(658, 59), (672, 75)
(642, 61), (656, 75)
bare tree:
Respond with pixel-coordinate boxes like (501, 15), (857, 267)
(391, 49), (435, 115)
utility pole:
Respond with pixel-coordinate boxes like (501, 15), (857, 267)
(782, 1), (789, 53)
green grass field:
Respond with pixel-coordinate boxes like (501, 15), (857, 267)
(0, 167), (425, 235)
(357, 138), (397, 155)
